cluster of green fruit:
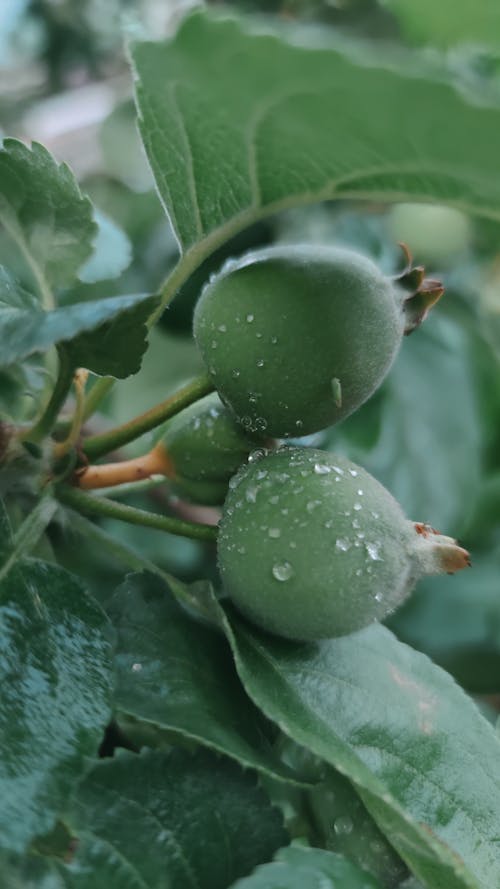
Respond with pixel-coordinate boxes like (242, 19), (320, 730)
(165, 244), (468, 641)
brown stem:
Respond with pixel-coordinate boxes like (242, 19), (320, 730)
(76, 443), (174, 491)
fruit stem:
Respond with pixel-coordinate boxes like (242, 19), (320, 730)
(53, 369), (89, 459)
(76, 443), (174, 490)
(82, 374), (215, 462)
(56, 484), (219, 543)
(21, 346), (74, 444)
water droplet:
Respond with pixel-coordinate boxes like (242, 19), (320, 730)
(211, 340), (218, 349)
(336, 538), (351, 552)
(371, 511), (380, 519)
(334, 815), (353, 835)
(232, 369), (240, 378)
(268, 528), (281, 538)
(248, 448), (267, 463)
(314, 463), (332, 475)
(257, 359), (265, 367)
(256, 469), (268, 481)
(374, 592), (383, 602)
(272, 561), (294, 582)
(352, 518), (361, 529)
(366, 542), (382, 561)
(355, 568), (363, 577)
(306, 500), (321, 512)
(241, 416), (252, 428)
(357, 489), (364, 496)
(218, 324), (227, 332)
(246, 486), (258, 503)
(289, 540), (297, 548)
(255, 417), (267, 431)
(356, 531), (365, 540)
(131, 663), (142, 672)
(332, 465), (344, 475)
(353, 502), (362, 511)
(229, 476), (239, 489)
(246, 313), (254, 322)
(271, 336), (278, 344)
(349, 469), (358, 477)
(281, 508), (289, 516)
(249, 393), (258, 404)
(331, 377), (342, 408)
(324, 519), (333, 529)
(256, 331), (263, 338)
(237, 546), (246, 554)
(295, 419), (304, 429)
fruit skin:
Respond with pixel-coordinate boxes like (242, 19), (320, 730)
(161, 392), (260, 505)
(194, 245), (407, 438)
(218, 447), (469, 641)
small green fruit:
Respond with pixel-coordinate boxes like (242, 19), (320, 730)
(161, 392), (259, 505)
(194, 245), (442, 438)
(218, 448), (469, 641)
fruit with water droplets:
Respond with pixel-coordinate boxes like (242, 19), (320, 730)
(161, 392), (259, 504)
(194, 245), (443, 437)
(218, 447), (469, 640)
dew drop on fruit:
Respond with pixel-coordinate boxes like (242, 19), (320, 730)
(272, 561), (294, 581)
(131, 663), (142, 672)
(314, 463), (332, 475)
(218, 324), (227, 332)
(255, 417), (267, 431)
(295, 419), (303, 429)
(375, 592), (384, 602)
(357, 489), (364, 496)
(335, 538), (351, 552)
(246, 486), (258, 503)
(271, 336), (278, 344)
(268, 527), (281, 538)
(248, 448), (267, 464)
(334, 815), (354, 835)
(349, 469), (358, 477)
(246, 313), (254, 322)
(331, 377), (342, 408)
(353, 502), (362, 511)
(332, 465), (344, 475)
(366, 542), (382, 561)
(257, 359), (265, 367)
(211, 340), (218, 349)
(232, 369), (240, 378)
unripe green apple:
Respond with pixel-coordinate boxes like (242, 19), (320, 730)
(194, 245), (442, 438)
(161, 392), (260, 505)
(218, 447), (469, 641)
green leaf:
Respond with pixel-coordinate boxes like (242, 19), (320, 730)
(0, 140), (96, 306)
(133, 11), (500, 265)
(380, 0), (500, 50)
(324, 313), (481, 535)
(0, 267), (157, 376)
(221, 605), (500, 889)
(0, 494), (57, 582)
(78, 210), (132, 284)
(64, 294), (158, 378)
(230, 844), (384, 889)
(389, 548), (500, 693)
(0, 559), (113, 852)
(62, 749), (288, 888)
(109, 572), (298, 783)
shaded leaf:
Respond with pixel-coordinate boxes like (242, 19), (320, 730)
(381, 0), (500, 50)
(133, 11), (500, 262)
(0, 140), (96, 297)
(221, 604), (500, 889)
(0, 560), (113, 852)
(389, 548), (500, 693)
(230, 844), (383, 889)
(109, 572), (298, 783)
(0, 266), (156, 377)
(62, 749), (288, 889)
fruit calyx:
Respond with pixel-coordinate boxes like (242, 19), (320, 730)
(395, 243), (444, 335)
(411, 522), (471, 576)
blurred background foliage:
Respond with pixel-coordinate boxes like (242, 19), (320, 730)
(2, 0), (500, 700)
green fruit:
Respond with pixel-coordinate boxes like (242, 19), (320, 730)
(161, 392), (260, 505)
(308, 768), (408, 888)
(218, 447), (469, 641)
(194, 245), (442, 438)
